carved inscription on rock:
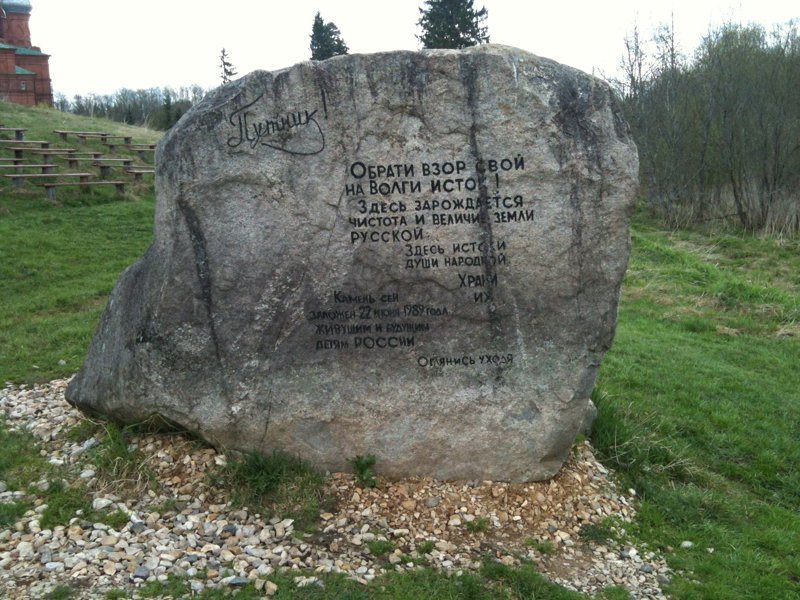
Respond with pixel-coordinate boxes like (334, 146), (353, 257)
(306, 156), (528, 367)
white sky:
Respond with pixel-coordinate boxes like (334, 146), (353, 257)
(29, 0), (797, 98)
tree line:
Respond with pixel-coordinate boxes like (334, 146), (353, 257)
(617, 20), (800, 235)
(54, 85), (206, 131)
(52, 2), (799, 235)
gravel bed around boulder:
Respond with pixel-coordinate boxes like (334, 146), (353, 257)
(1, 379), (671, 598)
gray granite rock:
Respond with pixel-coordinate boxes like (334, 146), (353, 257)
(66, 45), (637, 481)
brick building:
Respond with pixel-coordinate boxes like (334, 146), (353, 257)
(0, 0), (51, 106)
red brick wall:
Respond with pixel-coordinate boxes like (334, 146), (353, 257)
(0, 73), (36, 105)
(17, 54), (52, 104)
(0, 48), (15, 73)
(5, 13), (31, 47)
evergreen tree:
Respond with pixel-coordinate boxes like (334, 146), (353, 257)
(163, 89), (172, 115)
(219, 48), (237, 84)
(310, 12), (349, 60)
(417, 0), (489, 49)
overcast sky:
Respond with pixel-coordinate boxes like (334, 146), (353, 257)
(30, 0), (797, 98)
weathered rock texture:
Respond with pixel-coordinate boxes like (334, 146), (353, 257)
(66, 45), (638, 481)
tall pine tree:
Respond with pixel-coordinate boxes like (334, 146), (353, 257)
(417, 0), (489, 49)
(310, 12), (349, 61)
(219, 48), (237, 84)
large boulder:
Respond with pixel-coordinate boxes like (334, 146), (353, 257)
(66, 45), (638, 481)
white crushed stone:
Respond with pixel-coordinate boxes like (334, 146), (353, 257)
(0, 378), (672, 599)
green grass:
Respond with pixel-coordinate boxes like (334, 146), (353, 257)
(592, 216), (800, 599)
(88, 422), (154, 490)
(137, 574), (264, 598)
(0, 499), (29, 527)
(129, 566), (595, 599)
(0, 198), (155, 382)
(464, 517), (490, 533)
(0, 418), (139, 530)
(0, 417), (50, 489)
(0, 100), (158, 384)
(578, 518), (622, 545)
(38, 479), (93, 529)
(217, 450), (327, 532)
(45, 586), (75, 600)
(348, 454), (378, 488)
(478, 562), (586, 599)
(103, 508), (132, 530)
(524, 538), (555, 555)
(367, 539), (396, 557)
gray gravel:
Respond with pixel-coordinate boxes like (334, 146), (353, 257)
(1, 379), (672, 599)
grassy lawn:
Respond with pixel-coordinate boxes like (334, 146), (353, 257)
(593, 221), (800, 599)
(0, 197), (154, 382)
(1, 101), (799, 598)
(0, 100), (158, 383)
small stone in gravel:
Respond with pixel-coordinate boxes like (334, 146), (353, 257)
(17, 541), (34, 559)
(425, 496), (441, 508)
(265, 581), (279, 595)
(133, 566), (150, 579)
(220, 550), (235, 562)
(92, 498), (113, 510)
(130, 521), (146, 534)
(392, 528), (409, 537)
(294, 577), (325, 588)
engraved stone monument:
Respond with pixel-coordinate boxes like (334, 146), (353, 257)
(66, 45), (638, 481)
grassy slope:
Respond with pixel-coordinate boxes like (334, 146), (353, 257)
(2, 102), (799, 598)
(0, 101), (158, 382)
(593, 222), (800, 599)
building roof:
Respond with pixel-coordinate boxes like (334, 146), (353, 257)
(1, 1), (32, 15)
(15, 65), (33, 75)
(0, 42), (46, 56)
